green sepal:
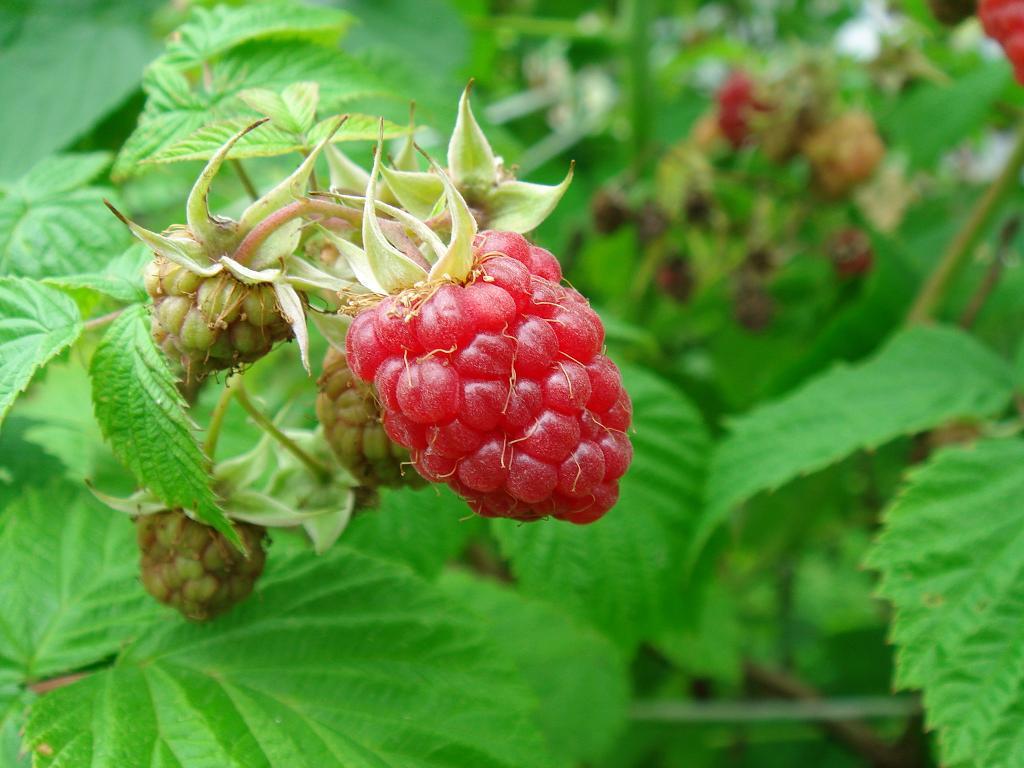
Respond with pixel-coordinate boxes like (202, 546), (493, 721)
(185, 119), (267, 250)
(273, 281), (310, 373)
(247, 217), (304, 271)
(427, 154), (478, 283)
(86, 484), (166, 517)
(326, 144), (371, 194)
(447, 82), (497, 190)
(486, 162), (574, 233)
(219, 256), (282, 285)
(328, 192), (446, 262)
(380, 167), (444, 219)
(309, 310), (352, 351)
(285, 257), (355, 294)
(340, 125), (430, 294)
(393, 102), (420, 172)
(239, 115), (348, 233)
(105, 201), (220, 276)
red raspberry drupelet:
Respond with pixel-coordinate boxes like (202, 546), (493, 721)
(345, 231), (633, 524)
(980, 0), (1024, 84)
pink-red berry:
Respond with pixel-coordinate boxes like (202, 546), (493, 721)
(716, 71), (769, 149)
(981, 0), (1024, 83)
(345, 231), (633, 524)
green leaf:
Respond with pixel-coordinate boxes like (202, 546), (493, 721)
(114, 44), (396, 178)
(881, 63), (1011, 169)
(24, 547), (554, 768)
(148, 114), (409, 164)
(0, 3), (158, 181)
(1, 686), (30, 768)
(866, 438), (1024, 767)
(0, 419), (67, 508)
(441, 571), (630, 766)
(44, 244), (149, 304)
(493, 365), (711, 649)
(345, 485), (479, 579)
(0, 153), (131, 280)
(0, 480), (158, 683)
(89, 305), (234, 543)
(692, 325), (1015, 562)
(0, 278), (82, 425)
(159, 0), (352, 71)
(240, 82), (320, 134)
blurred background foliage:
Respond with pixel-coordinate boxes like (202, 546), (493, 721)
(2, 0), (1023, 766)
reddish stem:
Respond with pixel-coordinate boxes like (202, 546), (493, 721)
(233, 199), (361, 266)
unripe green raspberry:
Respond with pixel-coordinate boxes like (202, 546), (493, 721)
(146, 258), (293, 381)
(136, 510), (266, 621)
(316, 347), (422, 489)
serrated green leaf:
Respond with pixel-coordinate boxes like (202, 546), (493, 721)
(0, 4), (157, 181)
(89, 305), (235, 544)
(24, 547), (554, 768)
(345, 485), (479, 579)
(159, 0), (352, 71)
(441, 570), (629, 766)
(114, 43), (397, 178)
(691, 325), (1015, 563)
(43, 244), (149, 304)
(281, 82), (320, 134)
(494, 365), (711, 650)
(0, 154), (131, 280)
(866, 439), (1024, 767)
(0, 278), (82, 425)
(148, 114), (409, 164)
(0, 480), (159, 683)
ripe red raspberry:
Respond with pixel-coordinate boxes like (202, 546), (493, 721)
(345, 231), (633, 524)
(716, 71), (769, 149)
(981, 0), (1024, 83)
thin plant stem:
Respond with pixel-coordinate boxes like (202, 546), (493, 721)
(907, 125), (1024, 324)
(624, 0), (654, 176)
(234, 384), (332, 483)
(203, 378), (237, 459)
(959, 216), (1020, 329)
(629, 697), (921, 724)
(231, 159), (260, 202)
(83, 308), (124, 332)
(232, 198), (360, 266)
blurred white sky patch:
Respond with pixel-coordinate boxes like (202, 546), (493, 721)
(835, 0), (900, 59)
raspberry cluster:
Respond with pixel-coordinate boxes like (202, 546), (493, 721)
(981, 0), (1024, 83)
(137, 510), (266, 621)
(345, 231), (633, 524)
(801, 112), (885, 199)
(316, 346), (421, 489)
(145, 258), (292, 382)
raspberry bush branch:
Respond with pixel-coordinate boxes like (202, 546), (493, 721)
(203, 377), (238, 458)
(234, 382), (333, 483)
(906, 122), (1024, 324)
